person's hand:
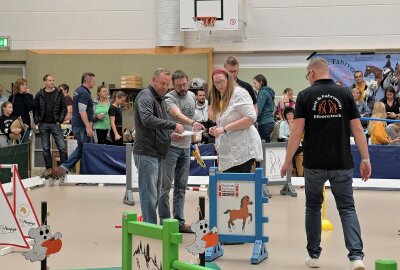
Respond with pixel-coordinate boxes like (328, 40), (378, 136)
(171, 133), (183, 142)
(212, 127), (225, 138)
(86, 126), (93, 137)
(11, 128), (22, 134)
(280, 160), (292, 178)
(359, 159), (371, 182)
(97, 113), (105, 120)
(191, 121), (204, 132)
(115, 134), (121, 141)
(175, 123), (184, 134)
(388, 112), (397, 118)
(208, 126), (216, 136)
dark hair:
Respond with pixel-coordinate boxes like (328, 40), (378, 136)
(354, 70), (363, 77)
(172, 70), (188, 83)
(283, 88), (293, 94)
(59, 83), (69, 93)
(223, 56), (239, 67)
(196, 89), (206, 95)
(283, 107), (295, 120)
(111, 91), (126, 103)
(253, 74), (267, 87)
(81, 72), (95, 84)
(43, 74), (52, 81)
(385, 85), (396, 98)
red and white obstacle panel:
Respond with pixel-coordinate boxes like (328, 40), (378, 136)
(0, 164), (40, 255)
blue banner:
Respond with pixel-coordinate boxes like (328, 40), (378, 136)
(315, 53), (400, 88)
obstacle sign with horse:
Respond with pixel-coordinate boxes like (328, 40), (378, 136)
(207, 167), (269, 264)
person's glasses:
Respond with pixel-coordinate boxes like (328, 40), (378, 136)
(214, 79), (227, 85)
(174, 83), (188, 90)
(305, 70), (312, 80)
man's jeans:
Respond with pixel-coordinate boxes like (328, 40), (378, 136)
(39, 123), (68, 169)
(158, 146), (190, 226)
(304, 168), (364, 261)
(134, 154), (163, 224)
(61, 126), (91, 171)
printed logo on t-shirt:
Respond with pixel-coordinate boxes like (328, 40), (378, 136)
(312, 94), (342, 119)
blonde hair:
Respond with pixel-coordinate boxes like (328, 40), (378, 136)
(209, 68), (236, 120)
(368, 102), (387, 134)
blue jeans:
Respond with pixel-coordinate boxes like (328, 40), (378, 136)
(134, 154), (163, 224)
(39, 123), (68, 169)
(158, 146), (190, 226)
(304, 168), (364, 261)
(61, 126), (91, 171)
(258, 122), (274, 143)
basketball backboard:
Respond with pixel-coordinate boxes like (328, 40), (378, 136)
(180, 0), (239, 31)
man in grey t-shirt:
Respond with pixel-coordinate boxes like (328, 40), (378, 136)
(158, 70), (203, 233)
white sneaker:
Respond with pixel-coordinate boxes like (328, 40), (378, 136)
(349, 260), (365, 270)
(306, 257), (320, 268)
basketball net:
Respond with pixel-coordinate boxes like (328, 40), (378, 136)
(193, 17), (217, 42)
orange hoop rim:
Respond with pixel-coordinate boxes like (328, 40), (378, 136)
(193, 16), (217, 27)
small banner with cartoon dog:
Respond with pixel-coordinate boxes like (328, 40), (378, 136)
(0, 183), (29, 248)
(13, 165), (40, 238)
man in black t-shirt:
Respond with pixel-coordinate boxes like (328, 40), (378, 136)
(280, 58), (371, 270)
(34, 74), (67, 180)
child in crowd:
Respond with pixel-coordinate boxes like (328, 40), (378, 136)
(277, 88), (296, 120)
(0, 102), (22, 147)
(108, 91), (126, 146)
(368, 102), (400, 145)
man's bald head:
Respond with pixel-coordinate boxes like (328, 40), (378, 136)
(306, 58), (330, 84)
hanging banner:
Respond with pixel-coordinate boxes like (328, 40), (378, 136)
(315, 53), (400, 87)
(13, 166), (40, 238)
(0, 183), (29, 248)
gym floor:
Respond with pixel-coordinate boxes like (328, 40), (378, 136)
(2, 184), (399, 270)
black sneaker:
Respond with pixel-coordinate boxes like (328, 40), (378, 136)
(179, 224), (194, 234)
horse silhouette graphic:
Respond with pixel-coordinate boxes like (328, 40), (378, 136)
(224, 195), (253, 232)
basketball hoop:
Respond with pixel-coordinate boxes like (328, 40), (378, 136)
(193, 16), (217, 42)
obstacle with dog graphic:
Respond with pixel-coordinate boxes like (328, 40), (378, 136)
(206, 167), (269, 264)
(122, 212), (213, 270)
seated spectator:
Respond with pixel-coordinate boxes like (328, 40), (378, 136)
(368, 102), (400, 144)
(279, 107), (295, 141)
(380, 86), (400, 120)
(352, 87), (371, 128)
(386, 122), (400, 145)
(0, 102), (21, 147)
(277, 88), (295, 120)
(0, 84), (9, 116)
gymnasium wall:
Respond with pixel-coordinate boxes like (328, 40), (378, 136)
(1, 0), (400, 52)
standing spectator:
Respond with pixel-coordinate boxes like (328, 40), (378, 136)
(208, 68), (262, 173)
(133, 68), (184, 224)
(59, 84), (73, 124)
(159, 70), (202, 233)
(8, 78), (35, 143)
(386, 122), (400, 145)
(109, 91), (126, 146)
(34, 74), (68, 180)
(281, 58), (370, 270)
(368, 102), (399, 145)
(253, 74), (275, 142)
(94, 85), (110, 144)
(223, 56), (258, 112)
(351, 71), (368, 100)
(0, 84), (9, 116)
(55, 72), (96, 177)
(193, 89), (209, 144)
(380, 86), (400, 120)
(277, 88), (296, 120)
(0, 102), (21, 147)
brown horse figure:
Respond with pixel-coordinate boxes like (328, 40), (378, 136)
(224, 195), (253, 232)
(364, 65), (383, 82)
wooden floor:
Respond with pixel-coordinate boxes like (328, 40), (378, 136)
(1, 184), (399, 270)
